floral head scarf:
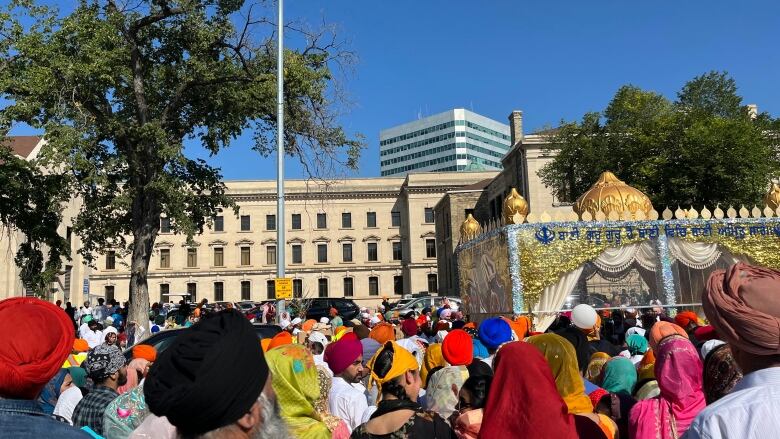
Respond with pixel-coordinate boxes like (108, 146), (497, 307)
(266, 344), (331, 439)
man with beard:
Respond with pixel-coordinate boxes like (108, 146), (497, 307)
(325, 333), (373, 432)
(144, 309), (291, 439)
(73, 344), (127, 435)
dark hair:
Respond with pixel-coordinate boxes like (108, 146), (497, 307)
(460, 375), (492, 410)
(374, 344), (411, 402)
(310, 342), (324, 355)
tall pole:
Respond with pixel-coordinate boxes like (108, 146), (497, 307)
(276, 0), (286, 322)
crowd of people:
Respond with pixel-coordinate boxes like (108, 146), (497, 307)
(2, 261), (779, 438)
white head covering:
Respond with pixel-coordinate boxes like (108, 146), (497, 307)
(369, 316), (381, 326)
(571, 304), (598, 329)
(435, 330), (449, 344)
(319, 317), (330, 324)
(102, 326), (118, 339)
(291, 317), (302, 326)
(52, 385), (83, 424)
(700, 339), (726, 360)
(396, 338), (424, 368)
(625, 326), (646, 338)
(308, 331), (329, 348)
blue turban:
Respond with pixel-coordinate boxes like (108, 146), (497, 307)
(478, 318), (512, 350)
(472, 338), (489, 359)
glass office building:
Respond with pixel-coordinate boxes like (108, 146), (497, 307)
(380, 109), (511, 177)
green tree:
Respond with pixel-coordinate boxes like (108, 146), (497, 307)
(0, 145), (69, 296)
(540, 72), (779, 209)
(0, 0), (363, 324)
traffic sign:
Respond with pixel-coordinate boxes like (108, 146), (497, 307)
(275, 278), (292, 300)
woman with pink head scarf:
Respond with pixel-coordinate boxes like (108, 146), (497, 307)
(628, 335), (705, 439)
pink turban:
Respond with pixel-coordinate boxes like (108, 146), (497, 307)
(324, 338), (363, 375)
(704, 262), (780, 356)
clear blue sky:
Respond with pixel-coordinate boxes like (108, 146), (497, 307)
(11, 1), (780, 180)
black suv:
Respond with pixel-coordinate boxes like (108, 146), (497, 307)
(304, 298), (360, 321)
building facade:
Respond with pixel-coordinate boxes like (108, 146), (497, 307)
(87, 172), (498, 306)
(0, 136), (90, 305)
(380, 109), (511, 177)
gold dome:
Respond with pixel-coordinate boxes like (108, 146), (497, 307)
(460, 214), (482, 242)
(765, 183), (780, 210)
(503, 188), (529, 225)
(573, 171), (653, 219)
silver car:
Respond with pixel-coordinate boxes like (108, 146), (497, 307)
(393, 296), (461, 317)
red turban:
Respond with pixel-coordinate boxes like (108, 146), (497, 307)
(369, 322), (396, 345)
(649, 321), (688, 351)
(132, 344), (158, 362)
(268, 331), (293, 350)
(442, 329), (473, 366)
(0, 298), (74, 399)
(73, 339), (89, 353)
(324, 338), (363, 375)
(675, 311), (699, 328)
(401, 319), (418, 337)
(704, 262), (780, 356)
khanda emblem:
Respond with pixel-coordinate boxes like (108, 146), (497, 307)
(535, 226), (556, 244)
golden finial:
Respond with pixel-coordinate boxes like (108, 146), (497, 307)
(459, 214), (482, 243)
(573, 171), (653, 220)
(503, 188), (529, 225)
(765, 183), (780, 210)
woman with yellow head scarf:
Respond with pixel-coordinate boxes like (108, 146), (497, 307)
(266, 344), (349, 439)
(527, 334), (618, 439)
(421, 343), (448, 388)
(352, 341), (455, 439)
(586, 352), (611, 385)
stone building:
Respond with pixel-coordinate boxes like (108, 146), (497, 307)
(87, 171), (497, 306)
(0, 136), (90, 305)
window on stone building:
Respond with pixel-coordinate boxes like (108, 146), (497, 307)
(391, 211), (401, 227)
(240, 246), (251, 266)
(318, 278), (329, 298)
(317, 213), (327, 229)
(240, 215), (251, 231)
(187, 248), (197, 268)
(213, 247), (224, 267)
(427, 274), (438, 294)
(366, 212), (377, 228)
(105, 251), (116, 270)
(241, 281), (251, 301)
(317, 244), (328, 263)
(344, 278), (354, 297)
(266, 214), (276, 231)
(160, 217), (171, 233)
(159, 249), (170, 268)
(293, 279), (303, 298)
(187, 282), (197, 302)
(104, 286), (115, 303)
(367, 242), (378, 261)
(214, 282), (224, 302)
(267, 280), (276, 300)
(160, 284), (169, 304)
(341, 212), (352, 228)
(342, 243), (353, 262)
(392, 242), (402, 261)
(266, 246), (276, 265)
(292, 214), (302, 230)
(368, 277), (379, 296)
(426, 239), (436, 258)
(393, 275), (403, 295)
(213, 215), (224, 232)
(292, 244), (302, 264)
(424, 208), (435, 224)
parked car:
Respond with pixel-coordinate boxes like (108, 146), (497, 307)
(304, 298), (360, 321)
(235, 301), (256, 314)
(392, 296), (461, 318)
(124, 323), (282, 361)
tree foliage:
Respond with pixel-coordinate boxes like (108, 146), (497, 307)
(540, 72), (780, 209)
(0, 145), (69, 296)
(0, 0), (363, 323)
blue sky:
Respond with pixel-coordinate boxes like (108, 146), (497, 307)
(10, 1), (780, 180)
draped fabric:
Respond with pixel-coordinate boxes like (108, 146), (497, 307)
(592, 242), (657, 273)
(668, 239), (722, 270)
(533, 266), (584, 332)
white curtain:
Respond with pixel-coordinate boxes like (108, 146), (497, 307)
(592, 241), (658, 273)
(533, 266), (584, 332)
(668, 238), (722, 270)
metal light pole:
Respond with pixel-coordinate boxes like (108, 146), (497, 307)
(275, 0), (286, 323)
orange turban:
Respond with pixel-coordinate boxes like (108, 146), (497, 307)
(674, 311), (699, 328)
(302, 319), (316, 332)
(649, 321), (688, 350)
(513, 316), (531, 339)
(369, 322), (396, 345)
(261, 338), (272, 352)
(73, 339), (89, 353)
(268, 331), (293, 350)
(464, 322), (476, 329)
(0, 297), (74, 399)
(132, 344), (157, 362)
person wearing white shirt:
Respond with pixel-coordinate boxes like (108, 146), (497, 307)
(324, 337), (373, 433)
(82, 320), (103, 348)
(683, 262), (780, 439)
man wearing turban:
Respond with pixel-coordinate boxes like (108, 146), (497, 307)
(72, 344), (127, 435)
(686, 263), (780, 438)
(0, 298), (91, 438)
(325, 334), (373, 432)
(144, 309), (291, 438)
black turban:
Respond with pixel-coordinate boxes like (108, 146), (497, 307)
(144, 310), (268, 435)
